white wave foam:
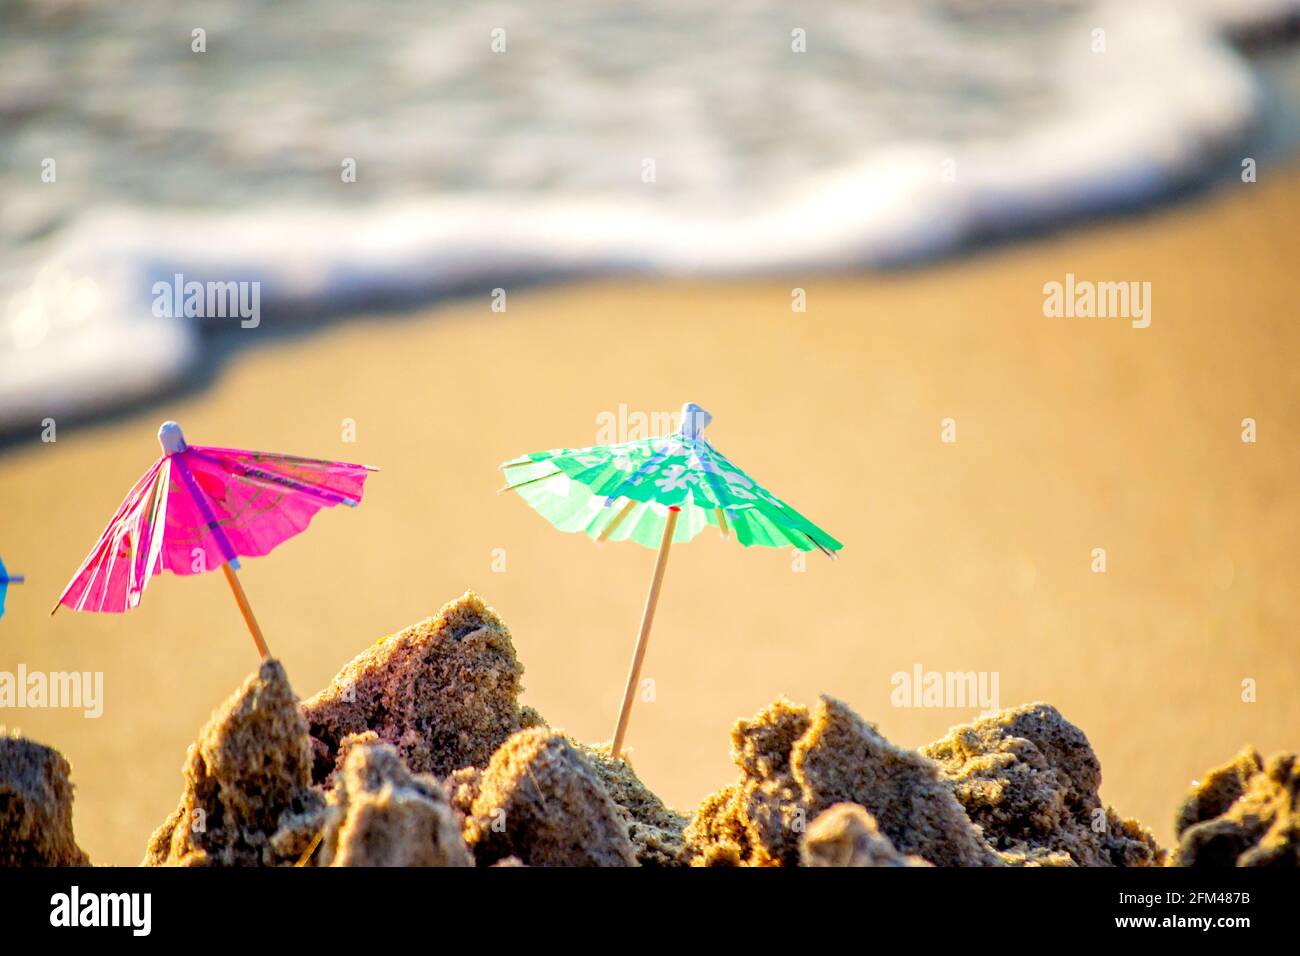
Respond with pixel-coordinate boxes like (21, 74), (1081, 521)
(0, 1), (1292, 431)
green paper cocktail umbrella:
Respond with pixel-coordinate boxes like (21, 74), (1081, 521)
(501, 402), (841, 757)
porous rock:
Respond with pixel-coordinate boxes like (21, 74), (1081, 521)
(800, 803), (931, 867)
(921, 703), (1163, 866)
(459, 727), (637, 867)
(0, 730), (90, 866)
(684, 695), (998, 866)
(317, 737), (471, 867)
(1171, 747), (1299, 867)
(144, 659), (323, 866)
(575, 741), (689, 866)
(300, 592), (537, 781)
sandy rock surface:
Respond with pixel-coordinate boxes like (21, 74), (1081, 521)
(318, 737), (471, 867)
(0, 730), (90, 867)
(1172, 747), (1299, 867)
(143, 659), (323, 867)
(922, 703), (1163, 866)
(301, 592), (538, 781)
(800, 803), (931, 867)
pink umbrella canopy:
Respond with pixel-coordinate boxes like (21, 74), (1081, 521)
(56, 422), (377, 655)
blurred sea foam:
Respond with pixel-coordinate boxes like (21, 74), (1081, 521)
(2, 0), (1298, 431)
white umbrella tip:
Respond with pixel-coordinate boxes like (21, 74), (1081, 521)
(679, 402), (712, 439)
(158, 421), (187, 454)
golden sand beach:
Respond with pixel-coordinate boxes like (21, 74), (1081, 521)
(1, 172), (1297, 865)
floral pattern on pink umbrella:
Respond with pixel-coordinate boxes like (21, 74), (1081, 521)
(54, 421), (378, 658)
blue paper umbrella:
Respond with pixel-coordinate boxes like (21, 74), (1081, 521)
(0, 555), (24, 620)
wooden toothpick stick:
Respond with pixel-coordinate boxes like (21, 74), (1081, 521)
(598, 498), (637, 542)
(610, 507), (679, 758)
(221, 561), (271, 659)
(295, 831), (323, 867)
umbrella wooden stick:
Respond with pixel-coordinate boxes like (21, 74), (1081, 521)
(295, 831), (323, 866)
(221, 560), (271, 659)
(597, 498), (637, 542)
(610, 506), (679, 759)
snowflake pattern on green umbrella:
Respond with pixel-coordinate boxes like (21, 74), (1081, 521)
(501, 403), (841, 555)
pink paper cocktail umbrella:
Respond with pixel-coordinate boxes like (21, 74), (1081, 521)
(54, 421), (378, 658)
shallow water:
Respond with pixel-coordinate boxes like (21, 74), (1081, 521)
(1, 1), (1075, 220)
(1, 0), (1298, 429)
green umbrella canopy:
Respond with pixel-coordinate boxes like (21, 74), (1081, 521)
(501, 402), (842, 556)
(502, 403), (840, 757)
